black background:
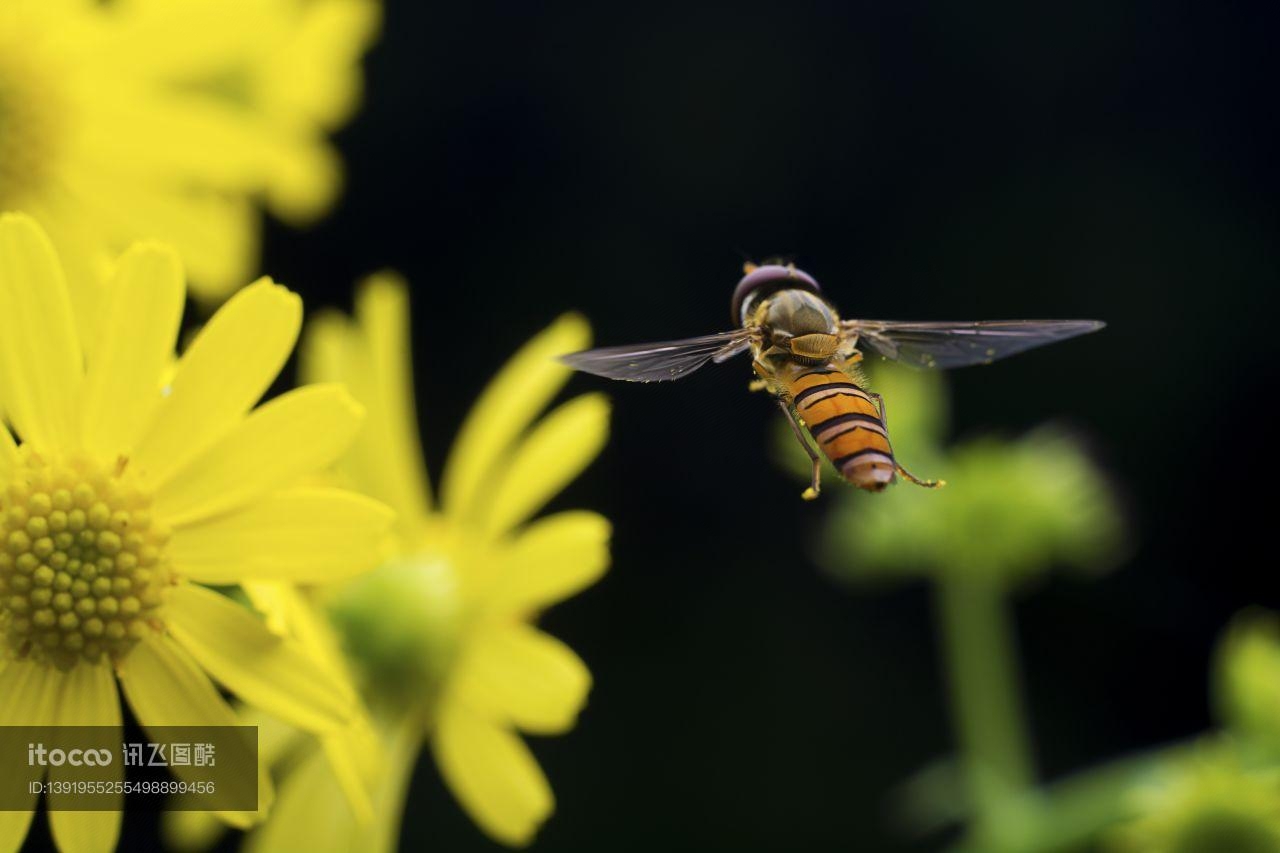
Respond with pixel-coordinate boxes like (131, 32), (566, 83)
(69, 1), (1280, 851)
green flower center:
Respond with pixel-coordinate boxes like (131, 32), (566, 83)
(0, 450), (170, 670)
(329, 554), (465, 707)
(0, 29), (68, 205)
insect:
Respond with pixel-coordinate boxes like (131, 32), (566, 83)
(561, 263), (1104, 499)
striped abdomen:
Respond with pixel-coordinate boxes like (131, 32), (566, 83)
(787, 369), (896, 491)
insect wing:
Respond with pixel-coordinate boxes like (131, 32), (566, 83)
(843, 319), (1104, 369)
(560, 329), (755, 382)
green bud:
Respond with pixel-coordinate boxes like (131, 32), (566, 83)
(1214, 609), (1280, 749)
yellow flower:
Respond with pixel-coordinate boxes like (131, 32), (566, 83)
(219, 276), (611, 849)
(0, 0), (379, 312)
(0, 213), (393, 853)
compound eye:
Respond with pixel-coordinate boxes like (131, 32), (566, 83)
(730, 264), (822, 324)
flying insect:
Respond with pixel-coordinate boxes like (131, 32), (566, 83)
(562, 263), (1103, 499)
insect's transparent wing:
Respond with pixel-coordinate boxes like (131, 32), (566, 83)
(560, 329), (756, 382)
(842, 319), (1104, 369)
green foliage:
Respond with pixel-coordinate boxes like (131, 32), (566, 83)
(1106, 742), (1280, 853)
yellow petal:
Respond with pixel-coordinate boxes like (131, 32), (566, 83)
(320, 724), (377, 826)
(18, 197), (113, 355)
(243, 746), (353, 853)
(488, 511), (611, 614)
(239, 585), (381, 820)
(432, 706), (554, 846)
(301, 307), (425, 544)
(0, 657), (62, 725)
(299, 310), (353, 388)
(0, 661), (62, 852)
(160, 809), (226, 853)
(0, 213), (83, 451)
(301, 285), (431, 543)
(154, 384), (364, 526)
(49, 664), (122, 853)
(132, 279), (301, 487)
(453, 624), (591, 735)
(233, 716), (381, 848)
(236, 705), (310, 771)
(352, 274), (433, 528)
(63, 169), (258, 305)
(228, 603), (379, 826)
(0, 808), (36, 853)
(165, 584), (354, 733)
(354, 715), (427, 853)
(171, 488), (392, 584)
(80, 243), (186, 458)
(76, 0), (277, 79)
(82, 96), (274, 195)
(116, 632), (272, 827)
(482, 394), (610, 537)
(443, 314), (590, 523)
(241, 582), (319, 653)
(367, 715), (426, 853)
(0, 425), (17, 482)
(51, 661), (120, 727)
(262, 0), (382, 129)
(245, 717), (421, 853)
(262, 135), (344, 226)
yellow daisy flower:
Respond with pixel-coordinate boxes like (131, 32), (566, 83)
(0, 0), (379, 311)
(0, 213), (393, 853)
(196, 275), (611, 849)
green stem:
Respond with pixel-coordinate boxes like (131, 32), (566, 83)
(950, 737), (1197, 853)
(937, 576), (1036, 846)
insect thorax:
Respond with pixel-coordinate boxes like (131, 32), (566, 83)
(752, 289), (841, 366)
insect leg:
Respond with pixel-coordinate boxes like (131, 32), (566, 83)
(869, 392), (945, 489)
(750, 360), (776, 394)
(777, 400), (823, 500)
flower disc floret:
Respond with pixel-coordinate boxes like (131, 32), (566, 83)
(0, 449), (170, 669)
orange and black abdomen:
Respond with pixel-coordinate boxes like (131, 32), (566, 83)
(787, 369), (896, 491)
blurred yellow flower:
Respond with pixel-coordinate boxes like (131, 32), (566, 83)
(201, 277), (612, 850)
(0, 214), (392, 853)
(0, 0), (379, 313)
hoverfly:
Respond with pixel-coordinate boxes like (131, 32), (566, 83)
(562, 263), (1103, 499)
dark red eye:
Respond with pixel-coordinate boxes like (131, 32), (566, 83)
(730, 265), (822, 323)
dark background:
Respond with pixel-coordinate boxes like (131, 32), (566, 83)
(108, 1), (1280, 851)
